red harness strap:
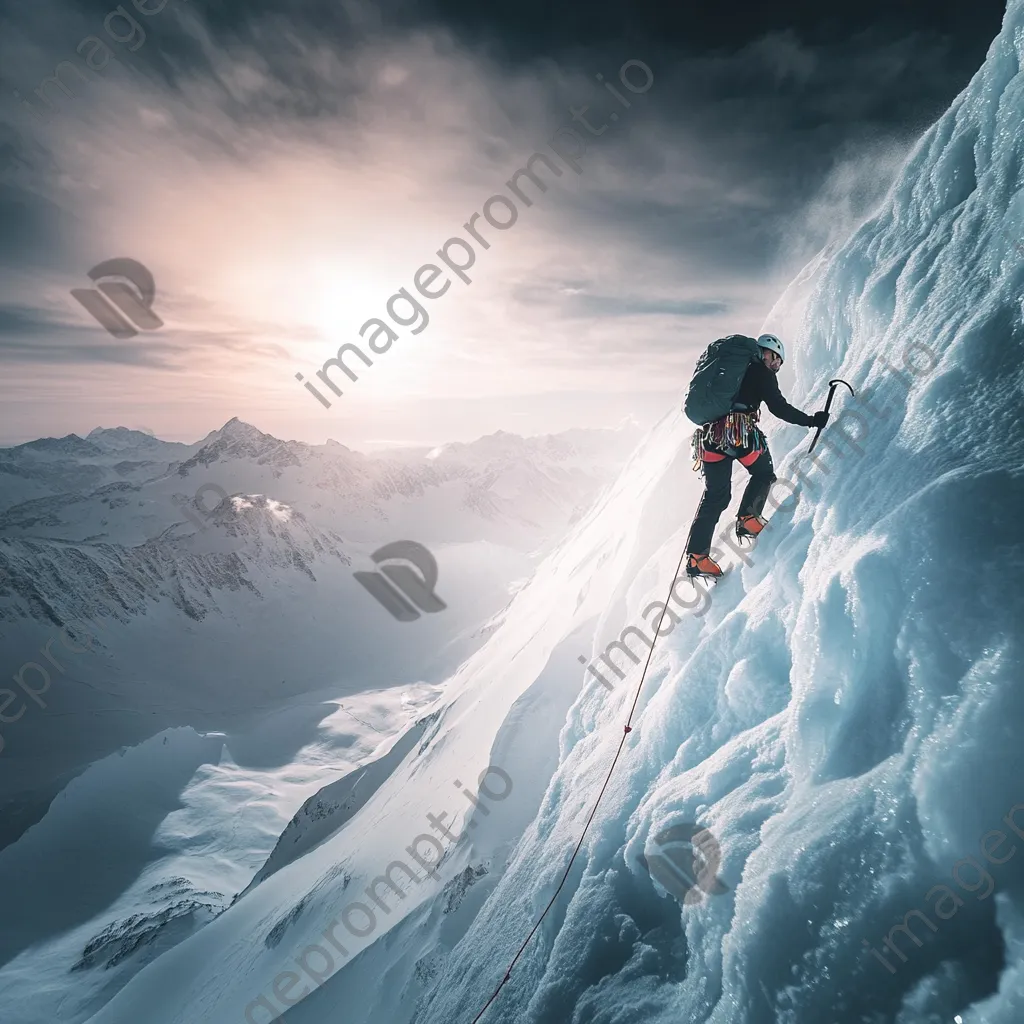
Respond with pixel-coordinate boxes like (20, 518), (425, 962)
(702, 448), (762, 465)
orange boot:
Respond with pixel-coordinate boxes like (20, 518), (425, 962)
(686, 553), (724, 580)
(736, 514), (767, 540)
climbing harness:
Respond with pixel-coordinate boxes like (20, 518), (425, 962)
(469, 543), (695, 1023)
(691, 410), (763, 470)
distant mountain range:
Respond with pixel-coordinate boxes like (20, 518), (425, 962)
(0, 417), (644, 849)
(0, 418), (643, 545)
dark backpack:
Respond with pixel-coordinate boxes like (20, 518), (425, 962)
(683, 334), (762, 425)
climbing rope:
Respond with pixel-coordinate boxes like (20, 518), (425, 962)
(469, 542), (694, 1023)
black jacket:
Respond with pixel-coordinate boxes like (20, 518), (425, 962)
(732, 360), (815, 427)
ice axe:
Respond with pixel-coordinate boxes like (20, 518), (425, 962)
(808, 378), (855, 453)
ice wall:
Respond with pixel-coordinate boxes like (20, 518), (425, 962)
(411, 3), (1024, 1022)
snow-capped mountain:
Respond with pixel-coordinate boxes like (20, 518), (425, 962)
(4, 5), (1024, 1024)
(0, 418), (642, 856)
(0, 418), (641, 545)
(0, 427), (195, 511)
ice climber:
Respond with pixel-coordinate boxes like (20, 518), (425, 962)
(682, 333), (828, 580)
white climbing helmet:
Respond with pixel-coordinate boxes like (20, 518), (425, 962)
(757, 333), (785, 362)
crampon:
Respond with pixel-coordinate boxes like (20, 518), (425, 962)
(735, 514), (767, 543)
(685, 553), (724, 582)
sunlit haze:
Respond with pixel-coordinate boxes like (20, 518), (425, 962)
(1, 0), (996, 448)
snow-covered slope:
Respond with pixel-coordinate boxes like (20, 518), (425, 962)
(6, 5), (1024, 1023)
(0, 681), (444, 1024)
(0, 419), (638, 848)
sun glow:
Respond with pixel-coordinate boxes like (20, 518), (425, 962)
(305, 261), (387, 342)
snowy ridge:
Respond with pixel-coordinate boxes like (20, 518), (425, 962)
(239, 709), (442, 897)
(72, 876), (227, 975)
(59, 394), (689, 1024)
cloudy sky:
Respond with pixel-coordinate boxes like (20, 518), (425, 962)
(0, 0), (1009, 448)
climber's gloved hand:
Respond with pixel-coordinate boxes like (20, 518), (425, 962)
(812, 410), (830, 429)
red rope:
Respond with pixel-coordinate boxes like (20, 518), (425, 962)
(468, 543), (693, 1023)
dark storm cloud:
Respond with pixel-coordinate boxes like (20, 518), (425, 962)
(0, 1), (1003, 252)
(379, 0), (1005, 278)
(388, 0), (1004, 71)
(575, 24), (990, 264)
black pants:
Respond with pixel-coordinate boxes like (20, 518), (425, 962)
(686, 445), (776, 556)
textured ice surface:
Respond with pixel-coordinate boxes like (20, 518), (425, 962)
(394, 4), (1024, 1020)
